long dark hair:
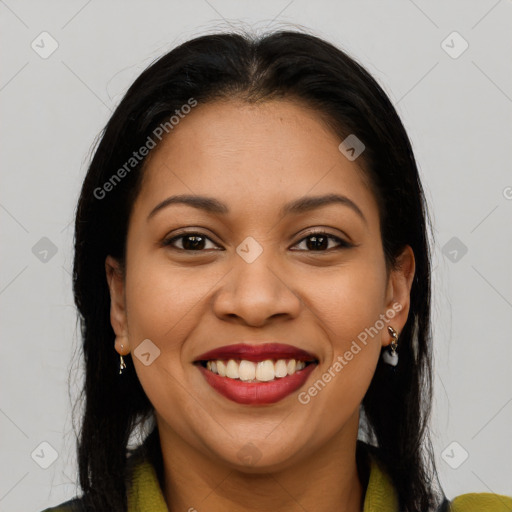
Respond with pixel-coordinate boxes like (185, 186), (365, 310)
(72, 30), (443, 511)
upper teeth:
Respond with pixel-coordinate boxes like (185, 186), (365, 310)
(206, 359), (307, 382)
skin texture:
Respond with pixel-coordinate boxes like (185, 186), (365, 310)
(105, 99), (415, 512)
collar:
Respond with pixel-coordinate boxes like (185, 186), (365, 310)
(126, 442), (399, 512)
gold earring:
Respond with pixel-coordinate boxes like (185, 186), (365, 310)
(382, 326), (399, 366)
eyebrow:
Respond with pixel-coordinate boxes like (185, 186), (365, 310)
(147, 193), (367, 224)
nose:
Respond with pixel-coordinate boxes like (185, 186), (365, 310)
(211, 249), (302, 327)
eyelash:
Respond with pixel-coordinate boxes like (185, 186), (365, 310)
(162, 230), (353, 252)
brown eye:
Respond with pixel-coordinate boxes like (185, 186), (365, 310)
(292, 232), (352, 252)
(163, 233), (219, 251)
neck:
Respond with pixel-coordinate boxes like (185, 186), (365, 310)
(157, 412), (364, 512)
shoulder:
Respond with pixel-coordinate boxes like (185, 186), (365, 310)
(39, 496), (88, 512)
(450, 492), (512, 511)
(358, 441), (512, 512)
(38, 435), (157, 512)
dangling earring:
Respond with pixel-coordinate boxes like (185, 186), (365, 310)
(119, 355), (127, 374)
(382, 326), (399, 366)
(119, 344), (127, 375)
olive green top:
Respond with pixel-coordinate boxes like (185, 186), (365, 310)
(41, 443), (512, 512)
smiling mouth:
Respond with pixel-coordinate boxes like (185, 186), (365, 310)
(195, 358), (317, 383)
(194, 357), (318, 405)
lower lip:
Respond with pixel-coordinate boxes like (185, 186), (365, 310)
(195, 362), (317, 405)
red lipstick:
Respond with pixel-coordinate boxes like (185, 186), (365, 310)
(193, 343), (319, 405)
(196, 362), (317, 405)
(194, 343), (317, 363)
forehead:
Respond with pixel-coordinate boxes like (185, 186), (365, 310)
(134, 99), (379, 226)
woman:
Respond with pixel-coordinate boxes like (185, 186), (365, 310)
(42, 30), (511, 512)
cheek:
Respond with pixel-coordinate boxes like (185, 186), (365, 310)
(300, 256), (387, 395)
(124, 258), (223, 345)
(297, 269), (384, 431)
(122, 262), (198, 415)
(122, 258), (228, 403)
(306, 258), (388, 343)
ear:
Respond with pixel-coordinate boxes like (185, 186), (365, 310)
(105, 255), (130, 355)
(382, 245), (415, 347)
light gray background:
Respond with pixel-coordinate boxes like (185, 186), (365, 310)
(1, 1), (511, 510)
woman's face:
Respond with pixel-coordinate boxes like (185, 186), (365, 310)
(106, 99), (414, 471)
